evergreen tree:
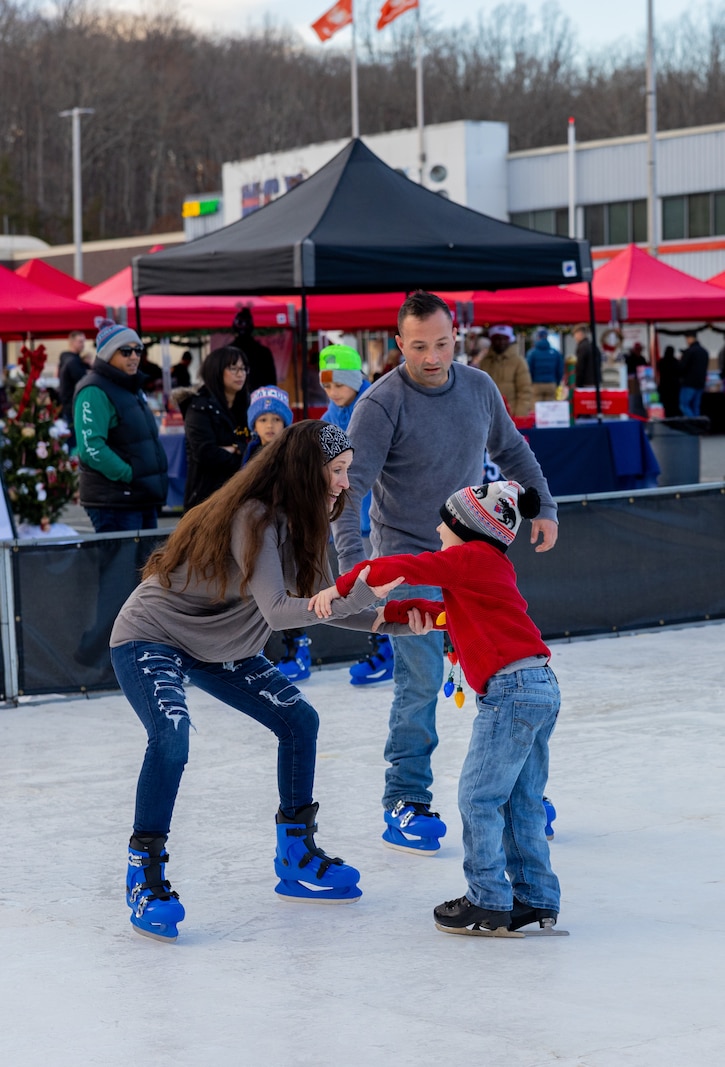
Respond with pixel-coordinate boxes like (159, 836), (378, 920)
(0, 344), (79, 529)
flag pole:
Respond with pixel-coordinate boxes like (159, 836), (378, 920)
(415, 3), (425, 184)
(351, 1), (360, 137)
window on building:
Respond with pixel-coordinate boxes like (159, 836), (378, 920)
(510, 207), (569, 236)
(585, 199), (648, 246)
(662, 191), (725, 240)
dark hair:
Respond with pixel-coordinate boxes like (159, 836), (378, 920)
(143, 420), (347, 600)
(397, 290), (453, 334)
(663, 345), (675, 358)
(201, 345), (250, 413)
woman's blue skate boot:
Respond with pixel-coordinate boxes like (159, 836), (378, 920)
(382, 801), (447, 855)
(126, 835), (185, 942)
(349, 633), (394, 685)
(277, 632), (312, 682)
(274, 803), (362, 903)
(543, 796), (556, 840)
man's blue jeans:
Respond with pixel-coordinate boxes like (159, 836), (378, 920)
(384, 585), (445, 810)
(111, 642), (319, 835)
(86, 507), (158, 533)
(678, 386), (703, 417)
(458, 665), (561, 912)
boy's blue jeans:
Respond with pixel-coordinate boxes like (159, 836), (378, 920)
(459, 665), (561, 912)
(111, 642), (319, 835)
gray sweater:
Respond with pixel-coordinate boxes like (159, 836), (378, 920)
(332, 362), (557, 572)
(111, 501), (406, 662)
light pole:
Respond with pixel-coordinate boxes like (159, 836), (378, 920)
(59, 107), (94, 280)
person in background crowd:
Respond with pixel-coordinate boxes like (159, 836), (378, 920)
(138, 348), (164, 393)
(178, 345), (250, 512)
(479, 325), (534, 417)
(526, 328), (564, 404)
(319, 343), (393, 686)
(242, 385), (313, 683)
(231, 308), (277, 393)
(678, 330), (710, 417)
(624, 342), (648, 417)
(58, 329), (88, 449)
(171, 351), (193, 388)
(74, 319), (167, 533)
(572, 324), (600, 388)
(331, 290), (558, 855)
(657, 345), (681, 418)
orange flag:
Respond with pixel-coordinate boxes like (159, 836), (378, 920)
(377, 0), (418, 31)
(312, 0), (353, 42)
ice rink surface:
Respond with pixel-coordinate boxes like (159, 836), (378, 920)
(2, 621), (724, 1066)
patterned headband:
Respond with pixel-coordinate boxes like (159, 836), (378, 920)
(318, 423), (353, 463)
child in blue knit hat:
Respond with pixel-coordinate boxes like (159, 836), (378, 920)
(242, 386), (293, 465)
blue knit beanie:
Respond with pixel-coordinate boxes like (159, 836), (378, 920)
(247, 386), (293, 432)
(95, 319), (143, 362)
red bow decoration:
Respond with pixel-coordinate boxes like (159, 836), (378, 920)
(15, 344), (48, 420)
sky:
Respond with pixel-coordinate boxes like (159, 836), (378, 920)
(165, 0), (699, 52)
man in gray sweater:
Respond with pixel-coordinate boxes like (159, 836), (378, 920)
(332, 290), (558, 854)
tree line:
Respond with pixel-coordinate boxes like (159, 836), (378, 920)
(2, 0), (725, 246)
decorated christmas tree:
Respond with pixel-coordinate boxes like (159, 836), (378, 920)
(0, 343), (79, 530)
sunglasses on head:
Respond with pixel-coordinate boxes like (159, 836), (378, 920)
(117, 344), (145, 356)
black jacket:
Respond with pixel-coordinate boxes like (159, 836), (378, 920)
(75, 360), (168, 510)
(679, 342), (709, 390)
(179, 385), (248, 510)
(58, 350), (88, 425)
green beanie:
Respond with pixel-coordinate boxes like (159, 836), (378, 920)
(319, 344), (363, 392)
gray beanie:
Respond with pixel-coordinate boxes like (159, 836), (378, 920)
(95, 321), (143, 362)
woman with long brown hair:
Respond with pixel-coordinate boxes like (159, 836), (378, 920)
(110, 421), (425, 942)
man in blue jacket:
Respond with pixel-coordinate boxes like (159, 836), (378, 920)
(526, 327), (564, 404)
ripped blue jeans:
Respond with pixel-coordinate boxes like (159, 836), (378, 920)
(111, 641), (320, 835)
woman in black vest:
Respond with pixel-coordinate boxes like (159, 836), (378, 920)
(74, 320), (168, 533)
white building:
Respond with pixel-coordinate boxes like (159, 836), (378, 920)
(221, 119), (725, 279)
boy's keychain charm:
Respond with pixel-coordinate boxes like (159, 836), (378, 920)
(440, 612), (465, 707)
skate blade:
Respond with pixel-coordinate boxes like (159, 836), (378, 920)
(382, 837), (440, 856)
(434, 922), (524, 938)
(131, 923), (179, 943)
(518, 927), (570, 937)
(275, 892), (361, 905)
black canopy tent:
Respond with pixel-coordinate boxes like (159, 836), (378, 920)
(132, 138), (598, 408)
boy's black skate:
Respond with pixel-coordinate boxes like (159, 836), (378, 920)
(509, 897), (568, 935)
(433, 895), (518, 937)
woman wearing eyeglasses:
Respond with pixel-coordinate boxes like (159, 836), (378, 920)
(74, 319), (168, 533)
(177, 345), (251, 512)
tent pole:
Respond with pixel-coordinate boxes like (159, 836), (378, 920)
(587, 279), (602, 419)
(300, 290), (309, 419)
(134, 295), (143, 337)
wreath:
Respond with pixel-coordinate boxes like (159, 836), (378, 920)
(600, 328), (623, 353)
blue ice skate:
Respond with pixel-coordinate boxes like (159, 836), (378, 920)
(349, 633), (394, 686)
(274, 803), (362, 903)
(277, 633), (312, 682)
(382, 801), (447, 855)
(543, 796), (556, 840)
(126, 835), (185, 942)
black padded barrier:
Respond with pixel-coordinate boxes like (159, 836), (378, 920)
(5, 484), (725, 697)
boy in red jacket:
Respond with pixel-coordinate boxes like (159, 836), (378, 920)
(310, 480), (562, 936)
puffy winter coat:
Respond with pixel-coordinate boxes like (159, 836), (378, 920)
(479, 345), (534, 417)
(179, 385), (248, 510)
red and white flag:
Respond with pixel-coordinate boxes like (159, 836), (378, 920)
(312, 0), (353, 42)
(376, 0), (418, 31)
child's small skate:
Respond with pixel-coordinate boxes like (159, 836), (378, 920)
(382, 801), (446, 854)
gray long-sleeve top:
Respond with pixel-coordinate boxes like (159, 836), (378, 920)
(332, 362), (557, 572)
(111, 501), (408, 661)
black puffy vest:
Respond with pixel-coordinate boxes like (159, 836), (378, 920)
(76, 361), (168, 509)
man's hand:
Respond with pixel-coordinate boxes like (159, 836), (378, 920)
(530, 518), (558, 553)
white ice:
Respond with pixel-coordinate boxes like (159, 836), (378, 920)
(1, 621), (724, 1067)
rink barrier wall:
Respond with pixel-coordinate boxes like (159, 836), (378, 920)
(0, 483), (724, 702)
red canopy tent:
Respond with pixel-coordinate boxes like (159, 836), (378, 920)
(468, 283), (610, 326)
(707, 268), (725, 289)
(79, 266), (295, 333)
(15, 259), (92, 299)
(566, 245), (725, 322)
(0, 263), (105, 338)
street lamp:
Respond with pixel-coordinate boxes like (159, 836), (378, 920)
(59, 107), (95, 280)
